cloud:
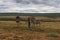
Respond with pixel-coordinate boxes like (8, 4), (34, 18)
(0, 0), (60, 13)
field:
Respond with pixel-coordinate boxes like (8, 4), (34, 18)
(0, 16), (60, 40)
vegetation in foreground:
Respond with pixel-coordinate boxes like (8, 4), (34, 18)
(0, 21), (60, 40)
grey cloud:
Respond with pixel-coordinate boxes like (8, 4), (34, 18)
(15, 0), (60, 7)
(0, 0), (60, 13)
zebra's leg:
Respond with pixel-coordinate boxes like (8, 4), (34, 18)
(17, 22), (20, 27)
(33, 21), (36, 28)
(39, 21), (41, 28)
(28, 21), (30, 28)
(28, 17), (31, 28)
(39, 22), (40, 27)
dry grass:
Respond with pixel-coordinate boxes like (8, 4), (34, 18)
(0, 21), (60, 29)
(0, 21), (60, 40)
(0, 16), (60, 40)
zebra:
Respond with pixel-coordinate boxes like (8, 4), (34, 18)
(30, 17), (41, 27)
(16, 16), (21, 27)
(28, 16), (41, 28)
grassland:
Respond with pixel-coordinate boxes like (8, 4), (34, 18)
(0, 16), (60, 40)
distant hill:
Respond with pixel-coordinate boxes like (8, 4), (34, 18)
(0, 13), (60, 17)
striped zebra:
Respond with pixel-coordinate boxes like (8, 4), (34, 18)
(16, 16), (21, 27)
(28, 16), (41, 28)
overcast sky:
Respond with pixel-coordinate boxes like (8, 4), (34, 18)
(0, 0), (60, 13)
